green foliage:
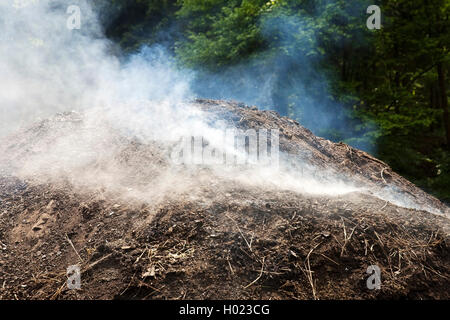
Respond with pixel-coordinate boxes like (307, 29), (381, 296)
(105, 0), (180, 52)
(175, 0), (267, 68)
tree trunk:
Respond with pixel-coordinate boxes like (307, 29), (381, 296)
(341, 48), (347, 81)
(437, 62), (450, 149)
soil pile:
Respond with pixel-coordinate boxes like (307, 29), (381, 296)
(0, 99), (448, 299)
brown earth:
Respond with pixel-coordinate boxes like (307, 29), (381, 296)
(0, 99), (449, 300)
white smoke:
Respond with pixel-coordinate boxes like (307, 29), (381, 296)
(0, 0), (446, 215)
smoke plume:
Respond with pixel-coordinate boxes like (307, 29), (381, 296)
(0, 0), (446, 216)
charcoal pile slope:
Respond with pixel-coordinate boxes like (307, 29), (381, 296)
(0, 99), (449, 300)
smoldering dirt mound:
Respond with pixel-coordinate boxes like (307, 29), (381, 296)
(0, 99), (449, 300)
